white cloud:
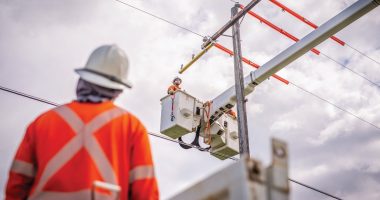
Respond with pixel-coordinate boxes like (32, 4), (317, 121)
(270, 119), (299, 132)
(312, 117), (354, 144)
(295, 164), (329, 181)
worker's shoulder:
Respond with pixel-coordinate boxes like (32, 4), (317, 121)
(121, 109), (144, 126)
(109, 104), (143, 123)
(111, 107), (147, 138)
(31, 103), (70, 124)
(24, 108), (56, 131)
(31, 101), (85, 123)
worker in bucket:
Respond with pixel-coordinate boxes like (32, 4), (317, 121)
(167, 76), (182, 95)
(5, 44), (159, 200)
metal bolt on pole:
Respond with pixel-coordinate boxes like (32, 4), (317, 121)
(232, 3), (250, 157)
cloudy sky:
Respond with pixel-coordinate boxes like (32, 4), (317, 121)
(1, 0), (379, 199)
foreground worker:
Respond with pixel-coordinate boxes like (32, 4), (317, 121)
(167, 77), (182, 95)
(5, 45), (159, 200)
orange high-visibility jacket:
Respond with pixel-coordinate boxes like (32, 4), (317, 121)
(167, 85), (181, 95)
(6, 101), (159, 200)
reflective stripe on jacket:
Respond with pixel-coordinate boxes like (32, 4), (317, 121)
(6, 101), (159, 200)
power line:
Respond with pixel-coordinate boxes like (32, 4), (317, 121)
(0, 85), (342, 199)
(289, 178), (343, 200)
(113, 0), (204, 38)
(0, 85), (60, 107)
(290, 82), (380, 131)
(320, 52), (380, 88)
(345, 43), (380, 67)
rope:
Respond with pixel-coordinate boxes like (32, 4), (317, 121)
(203, 101), (213, 144)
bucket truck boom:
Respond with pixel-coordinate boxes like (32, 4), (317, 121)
(160, 0), (379, 160)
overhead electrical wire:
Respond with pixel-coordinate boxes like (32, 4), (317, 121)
(0, 85), (341, 200)
(289, 178), (343, 200)
(320, 52), (380, 88)
(113, 0), (204, 38)
(0, 85), (60, 107)
(290, 82), (380, 131)
(345, 43), (380, 67)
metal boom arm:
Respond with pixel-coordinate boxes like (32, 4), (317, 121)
(210, 0), (379, 120)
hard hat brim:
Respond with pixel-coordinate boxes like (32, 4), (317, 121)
(75, 68), (132, 90)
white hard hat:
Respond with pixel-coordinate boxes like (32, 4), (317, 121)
(75, 44), (132, 90)
(173, 76), (182, 84)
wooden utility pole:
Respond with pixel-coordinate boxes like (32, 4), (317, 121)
(231, 3), (250, 157)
